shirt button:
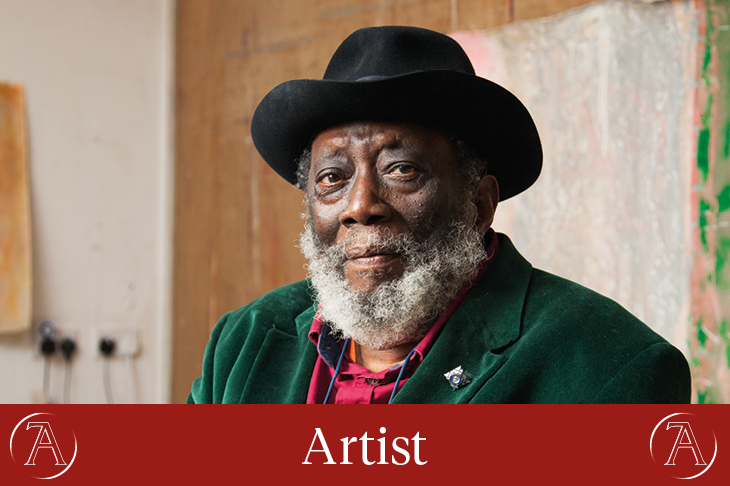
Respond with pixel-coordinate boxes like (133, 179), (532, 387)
(366, 378), (380, 386)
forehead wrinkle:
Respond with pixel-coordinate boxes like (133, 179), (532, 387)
(323, 124), (405, 151)
(315, 134), (351, 160)
(357, 128), (401, 150)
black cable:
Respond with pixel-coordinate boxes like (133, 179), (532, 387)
(100, 338), (115, 404)
(40, 337), (55, 403)
(60, 338), (76, 404)
(43, 355), (51, 399)
(103, 358), (114, 404)
(64, 361), (72, 404)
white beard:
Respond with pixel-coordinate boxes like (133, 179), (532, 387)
(299, 207), (486, 350)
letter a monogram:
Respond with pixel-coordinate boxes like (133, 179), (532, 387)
(24, 422), (67, 466)
(664, 422), (706, 466)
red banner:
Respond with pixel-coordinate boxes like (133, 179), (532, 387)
(2, 405), (726, 484)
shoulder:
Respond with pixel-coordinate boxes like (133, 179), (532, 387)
(187, 280), (315, 404)
(219, 279), (314, 338)
(523, 268), (662, 346)
(517, 269), (690, 403)
(476, 236), (689, 403)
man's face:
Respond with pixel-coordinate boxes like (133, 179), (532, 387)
(301, 120), (497, 349)
(307, 120), (468, 293)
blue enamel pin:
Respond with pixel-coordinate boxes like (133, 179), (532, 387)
(444, 366), (470, 390)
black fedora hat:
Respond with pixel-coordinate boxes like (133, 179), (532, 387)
(251, 25), (542, 201)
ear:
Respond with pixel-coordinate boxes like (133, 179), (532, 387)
(474, 175), (499, 237)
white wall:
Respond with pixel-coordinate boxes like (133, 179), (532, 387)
(0, 0), (175, 403)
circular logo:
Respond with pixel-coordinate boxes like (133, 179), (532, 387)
(9, 413), (77, 479)
(649, 413), (716, 479)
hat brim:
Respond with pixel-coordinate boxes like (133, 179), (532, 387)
(251, 70), (541, 201)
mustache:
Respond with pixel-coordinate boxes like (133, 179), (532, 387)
(316, 228), (424, 261)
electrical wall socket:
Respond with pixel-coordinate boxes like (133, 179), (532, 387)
(33, 322), (78, 358)
(34, 320), (57, 357)
(94, 329), (139, 357)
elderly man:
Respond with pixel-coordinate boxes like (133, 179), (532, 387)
(188, 26), (691, 404)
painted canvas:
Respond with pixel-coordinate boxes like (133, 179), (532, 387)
(0, 83), (31, 333)
(452, 0), (730, 402)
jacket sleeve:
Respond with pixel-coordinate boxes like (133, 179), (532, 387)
(592, 342), (692, 404)
(186, 312), (230, 404)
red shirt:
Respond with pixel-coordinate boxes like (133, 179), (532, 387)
(306, 230), (500, 404)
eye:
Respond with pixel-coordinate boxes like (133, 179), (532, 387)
(393, 164), (415, 175)
(387, 163), (420, 178)
(316, 170), (345, 187)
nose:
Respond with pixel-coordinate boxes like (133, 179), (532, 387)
(339, 172), (392, 227)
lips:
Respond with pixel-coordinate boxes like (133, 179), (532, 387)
(345, 247), (399, 269)
(346, 247), (386, 259)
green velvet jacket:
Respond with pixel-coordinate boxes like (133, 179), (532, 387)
(188, 234), (691, 404)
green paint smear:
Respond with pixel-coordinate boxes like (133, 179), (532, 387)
(699, 199), (710, 253)
(717, 250), (726, 284)
(697, 320), (707, 347)
(721, 319), (729, 341)
(697, 389), (708, 404)
(693, 356), (701, 368)
(698, 129), (710, 181)
(724, 121), (730, 159)
(702, 92), (714, 126)
(702, 17), (713, 77)
(697, 0), (714, 182)
(718, 185), (730, 212)
(699, 199), (711, 224)
(726, 346), (730, 369)
(717, 240), (730, 286)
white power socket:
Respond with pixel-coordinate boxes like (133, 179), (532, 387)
(94, 329), (139, 357)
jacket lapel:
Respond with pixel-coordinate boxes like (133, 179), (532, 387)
(393, 234), (532, 403)
(239, 306), (318, 403)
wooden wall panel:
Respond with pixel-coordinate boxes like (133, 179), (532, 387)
(172, 0), (599, 403)
(514, 0), (596, 20)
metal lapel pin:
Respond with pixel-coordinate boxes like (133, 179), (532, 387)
(444, 366), (471, 390)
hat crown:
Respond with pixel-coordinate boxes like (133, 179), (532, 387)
(323, 26), (476, 81)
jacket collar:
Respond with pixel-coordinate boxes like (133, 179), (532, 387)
(456, 233), (531, 352)
(393, 233), (532, 403)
